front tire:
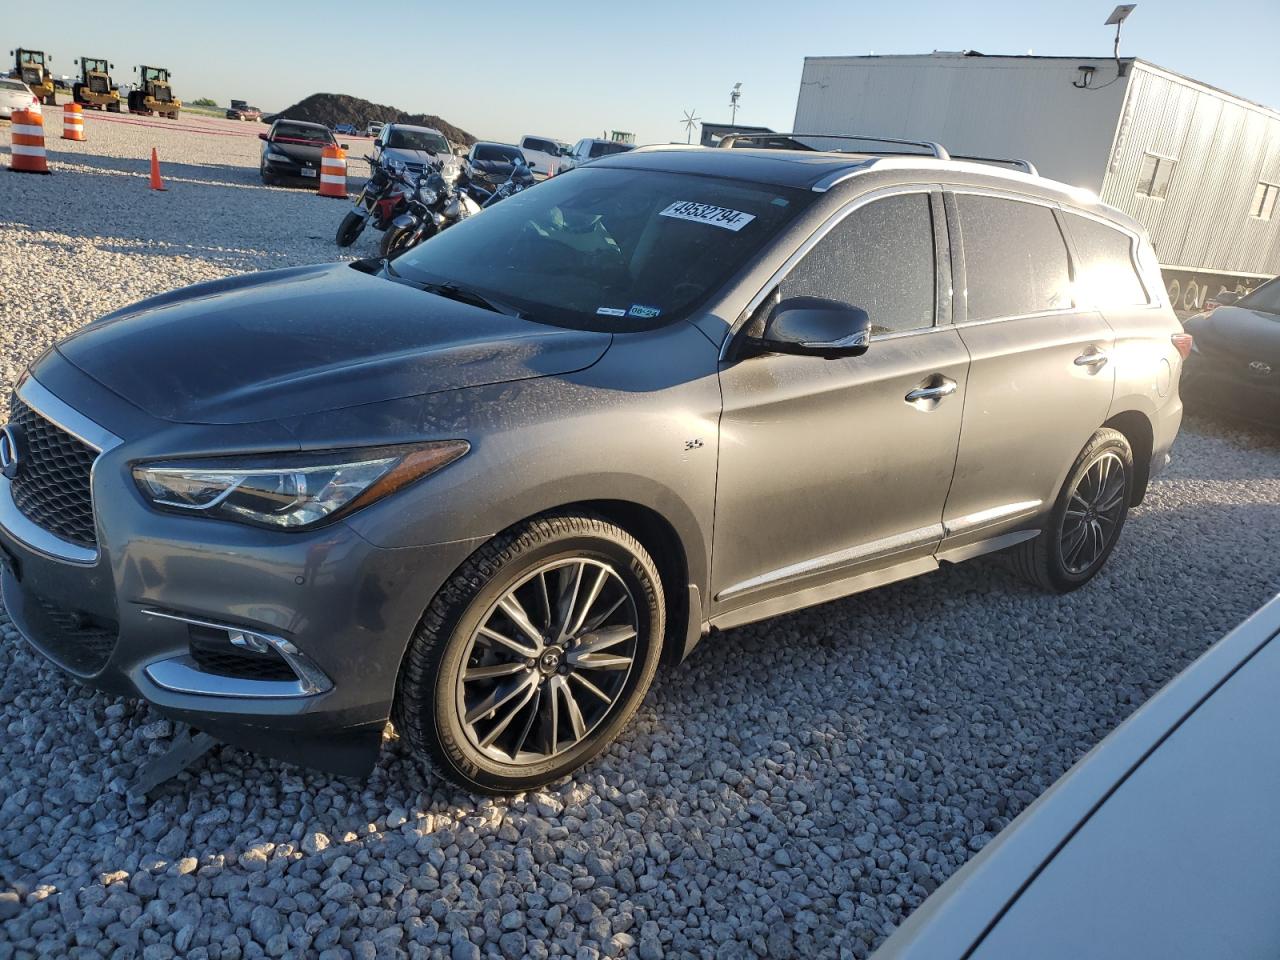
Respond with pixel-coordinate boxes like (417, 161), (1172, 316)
(393, 513), (665, 794)
(335, 211), (365, 247)
(379, 222), (426, 259)
(1009, 428), (1134, 593)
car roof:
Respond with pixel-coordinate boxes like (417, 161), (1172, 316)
(473, 141), (521, 150)
(590, 145), (1140, 230)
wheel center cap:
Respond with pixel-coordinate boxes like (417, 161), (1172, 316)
(539, 647), (564, 674)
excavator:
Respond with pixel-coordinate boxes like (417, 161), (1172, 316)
(72, 57), (121, 112)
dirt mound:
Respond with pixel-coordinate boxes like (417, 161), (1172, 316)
(273, 93), (475, 145)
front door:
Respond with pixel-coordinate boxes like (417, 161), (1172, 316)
(713, 189), (968, 621)
(941, 191), (1116, 545)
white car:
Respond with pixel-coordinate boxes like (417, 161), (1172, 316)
(0, 77), (39, 120)
(518, 134), (569, 178)
(561, 137), (635, 171)
(365, 121), (384, 138)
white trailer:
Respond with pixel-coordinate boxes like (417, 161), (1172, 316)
(793, 53), (1280, 312)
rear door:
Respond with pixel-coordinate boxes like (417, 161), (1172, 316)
(941, 190), (1115, 548)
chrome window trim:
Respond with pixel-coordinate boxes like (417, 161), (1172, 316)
(141, 608), (334, 698)
(0, 376), (123, 565)
(720, 183), (940, 360)
(716, 522), (944, 602)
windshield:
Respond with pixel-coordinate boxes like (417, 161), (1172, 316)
(589, 141), (633, 159)
(474, 144), (523, 163)
(387, 128), (449, 153)
(273, 123), (332, 143)
(143, 68), (168, 82)
(1239, 278), (1280, 317)
(21, 52), (44, 65)
(392, 167), (811, 330)
(84, 59), (108, 72)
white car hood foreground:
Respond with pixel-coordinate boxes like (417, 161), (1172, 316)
(873, 593), (1280, 959)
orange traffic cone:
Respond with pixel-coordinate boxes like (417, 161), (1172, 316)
(8, 108), (51, 175)
(62, 102), (85, 142)
(149, 147), (166, 191)
(318, 145), (347, 198)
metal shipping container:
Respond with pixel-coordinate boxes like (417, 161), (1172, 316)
(793, 53), (1280, 311)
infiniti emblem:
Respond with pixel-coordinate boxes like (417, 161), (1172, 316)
(1248, 360), (1273, 377)
(0, 424), (21, 480)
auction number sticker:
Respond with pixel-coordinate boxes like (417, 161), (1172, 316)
(659, 201), (756, 232)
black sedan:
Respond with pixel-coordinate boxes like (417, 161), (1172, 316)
(465, 141), (527, 192)
(259, 120), (343, 186)
(1182, 277), (1280, 427)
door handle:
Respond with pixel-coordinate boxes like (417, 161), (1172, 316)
(905, 378), (958, 404)
(1074, 351), (1109, 369)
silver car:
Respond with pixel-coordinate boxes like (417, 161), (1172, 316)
(0, 141), (1185, 793)
(372, 122), (460, 181)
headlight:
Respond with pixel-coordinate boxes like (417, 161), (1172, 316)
(133, 442), (469, 530)
(418, 186), (439, 205)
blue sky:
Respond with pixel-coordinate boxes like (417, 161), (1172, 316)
(10, 0), (1278, 145)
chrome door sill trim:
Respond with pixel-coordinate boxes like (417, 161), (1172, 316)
(0, 476), (98, 565)
(141, 608), (333, 697)
(716, 522), (944, 602)
(944, 500), (1043, 536)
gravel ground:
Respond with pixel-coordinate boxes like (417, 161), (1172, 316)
(2, 113), (1280, 960)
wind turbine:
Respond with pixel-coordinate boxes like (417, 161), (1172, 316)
(681, 108), (702, 144)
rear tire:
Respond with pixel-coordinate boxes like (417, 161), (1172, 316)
(393, 513), (665, 794)
(335, 211), (365, 247)
(1008, 428), (1134, 593)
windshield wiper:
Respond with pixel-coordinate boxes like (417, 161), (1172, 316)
(419, 281), (526, 319)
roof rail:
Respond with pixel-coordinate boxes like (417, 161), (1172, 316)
(950, 154), (1039, 176)
(716, 131), (951, 160)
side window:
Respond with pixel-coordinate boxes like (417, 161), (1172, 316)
(1063, 212), (1149, 307)
(957, 195), (1072, 321)
(1136, 153), (1175, 199)
(780, 193), (936, 336)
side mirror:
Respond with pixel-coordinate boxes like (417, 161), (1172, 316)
(258, 132), (268, 141)
(759, 297), (871, 358)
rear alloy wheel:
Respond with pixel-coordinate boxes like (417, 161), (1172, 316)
(1008, 428), (1134, 593)
(394, 514), (665, 793)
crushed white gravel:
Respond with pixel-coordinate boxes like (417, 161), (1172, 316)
(2, 110), (1279, 960)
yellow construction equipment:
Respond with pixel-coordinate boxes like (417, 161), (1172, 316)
(73, 57), (122, 112)
(10, 48), (56, 106)
(128, 65), (181, 119)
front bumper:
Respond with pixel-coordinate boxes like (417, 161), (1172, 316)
(0, 375), (482, 777)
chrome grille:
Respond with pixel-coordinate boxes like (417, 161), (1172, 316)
(7, 396), (99, 547)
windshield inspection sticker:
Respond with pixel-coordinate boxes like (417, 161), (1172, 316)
(596, 307), (627, 317)
(660, 201), (756, 232)
(628, 304), (662, 319)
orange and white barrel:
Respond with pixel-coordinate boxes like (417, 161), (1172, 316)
(9, 109), (51, 174)
(62, 102), (85, 142)
(318, 145), (347, 198)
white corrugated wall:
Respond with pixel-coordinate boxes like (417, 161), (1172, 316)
(1100, 63), (1280, 278)
(793, 55), (1129, 191)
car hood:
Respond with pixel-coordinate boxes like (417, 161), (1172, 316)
(1185, 305), (1280, 362)
(265, 139), (328, 163)
(55, 263), (612, 425)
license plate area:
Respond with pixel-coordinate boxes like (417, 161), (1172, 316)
(301, 168), (317, 178)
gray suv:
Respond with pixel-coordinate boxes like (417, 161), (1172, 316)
(0, 142), (1185, 792)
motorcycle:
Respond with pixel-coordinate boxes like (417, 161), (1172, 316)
(465, 154), (538, 209)
(335, 156), (417, 248)
(379, 160), (482, 258)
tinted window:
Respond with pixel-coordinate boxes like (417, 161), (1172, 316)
(523, 138), (558, 154)
(1239, 277), (1280, 316)
(393, 168), (812, 331)
(0, 78), (27, 91)
(780, 193), (936, 336)
(474, 144), (522, 163)
(386, 128), (450, 153)
(958, 195), (1072, 321)
(1064, 213), (1148, 307)
(589, 141), (632, 159)
(272, 123), (332, 143)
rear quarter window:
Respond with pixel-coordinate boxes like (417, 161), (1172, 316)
(1062, 212), (1149, 307)
(957, 195), (1072, 322)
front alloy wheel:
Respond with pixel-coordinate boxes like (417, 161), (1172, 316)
(393, 513), (665, 793)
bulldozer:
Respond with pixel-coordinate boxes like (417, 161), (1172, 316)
(127, 65), (180, 119)
(9, 48), (56, 105)
(72, 57), (121, 112)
